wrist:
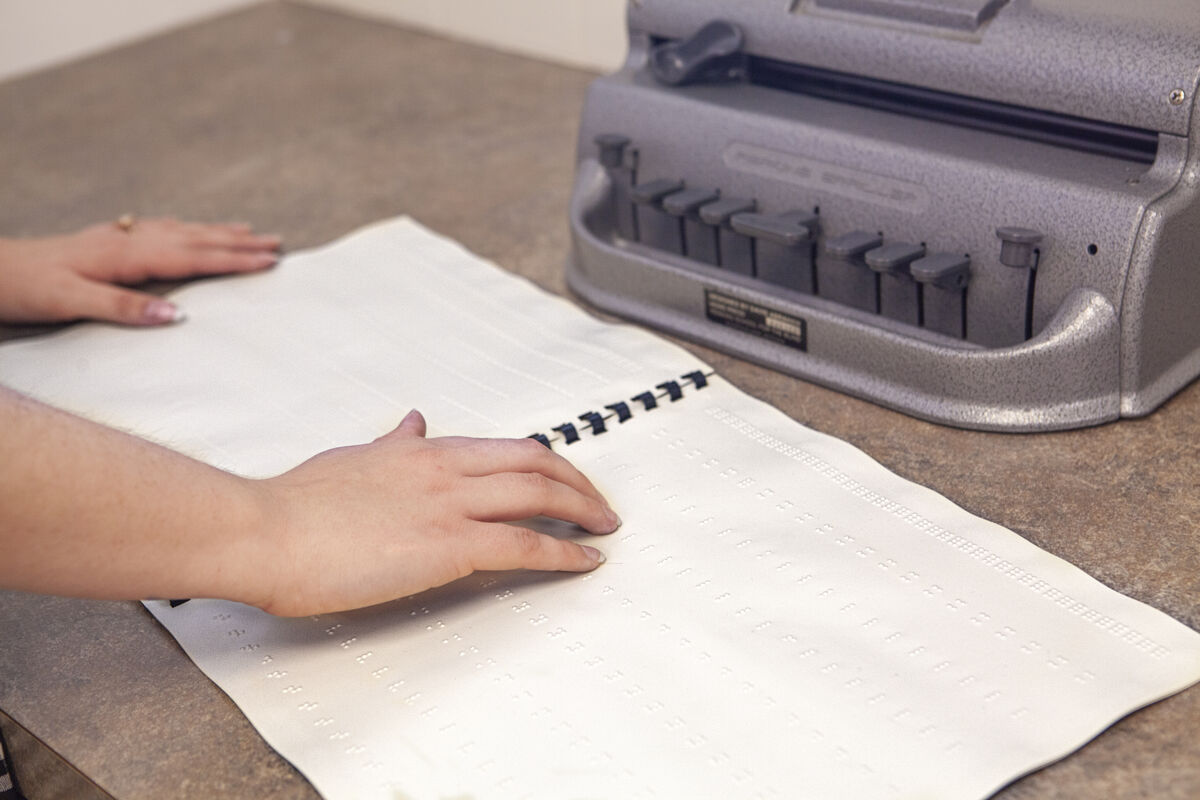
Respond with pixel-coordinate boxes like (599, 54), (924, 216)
(226, 474), (308, 616)
(194, 472), (285, 613)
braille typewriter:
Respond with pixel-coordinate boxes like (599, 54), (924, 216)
(566, 0), (1200, 431)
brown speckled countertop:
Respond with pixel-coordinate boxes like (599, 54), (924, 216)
(1, 3), (1197, 798)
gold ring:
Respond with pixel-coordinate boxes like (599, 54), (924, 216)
(115, 213), (136, 233)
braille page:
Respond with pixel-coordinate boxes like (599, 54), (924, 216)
(2, 218), (1198, 800)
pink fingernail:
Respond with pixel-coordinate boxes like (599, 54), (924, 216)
(581, 545), (607, 565)
(142, 299), (184, 325)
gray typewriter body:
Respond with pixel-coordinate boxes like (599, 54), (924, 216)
(566, 0), (1200, 431)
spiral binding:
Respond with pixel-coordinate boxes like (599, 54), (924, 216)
(528, 370), (715, 450)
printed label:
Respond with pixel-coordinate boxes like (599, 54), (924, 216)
(724, 142), (930, 214)
(705, 290), (808, 351)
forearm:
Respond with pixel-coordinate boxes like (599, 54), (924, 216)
(0, 386), (269, 606)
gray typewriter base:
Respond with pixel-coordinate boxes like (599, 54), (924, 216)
(569, 160), (1128, 433)
(567, 10), (1200, 433)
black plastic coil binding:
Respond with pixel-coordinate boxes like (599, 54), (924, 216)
(528, 369), (715, 449)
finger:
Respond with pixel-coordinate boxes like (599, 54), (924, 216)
(146, 247), (279, 277)
(464, 521), (606, 573)
(464, 472), (620, 534)
(451, 437), (611, 503)
(136, 216), (180, 227)
(140, 218), (258, 237)
(183, 226), (282, 252)
(383, 409), (427, 440)
(69, 280), (183, 326)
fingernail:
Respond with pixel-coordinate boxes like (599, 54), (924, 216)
(255, 252), (279, 266)
(142, 299), (185, 325)
(581, 545), (606, 565)
(606, 508), (622, 531)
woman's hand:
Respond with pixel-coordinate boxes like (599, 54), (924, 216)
(0, 217), (281, 325)
(253, 410), (618, 616)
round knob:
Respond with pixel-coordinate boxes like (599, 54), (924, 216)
(996, 227), (1043, 269)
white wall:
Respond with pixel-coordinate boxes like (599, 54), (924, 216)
(0, 0), (260, 83)
(304, 0), (628, 73)
(0, 0), (629, 85)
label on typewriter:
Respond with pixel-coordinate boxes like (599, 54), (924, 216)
(705, 289), (808, 351)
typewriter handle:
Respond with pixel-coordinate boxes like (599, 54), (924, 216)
(651, 20), (746, 87)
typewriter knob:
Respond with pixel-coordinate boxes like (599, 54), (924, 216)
(996, 227), (1043, 269)
(651, 20), (746, 87)
(594, 134), (631, 168)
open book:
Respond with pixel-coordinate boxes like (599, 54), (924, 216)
(1, 218), (1197, 800)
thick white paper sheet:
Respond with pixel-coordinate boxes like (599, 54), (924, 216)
(1, 218), (1197, 800)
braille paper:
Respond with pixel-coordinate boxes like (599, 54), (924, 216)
(1, 218), (1197, 800)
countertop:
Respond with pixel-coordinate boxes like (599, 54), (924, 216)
(0, 3), (1197, 798)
